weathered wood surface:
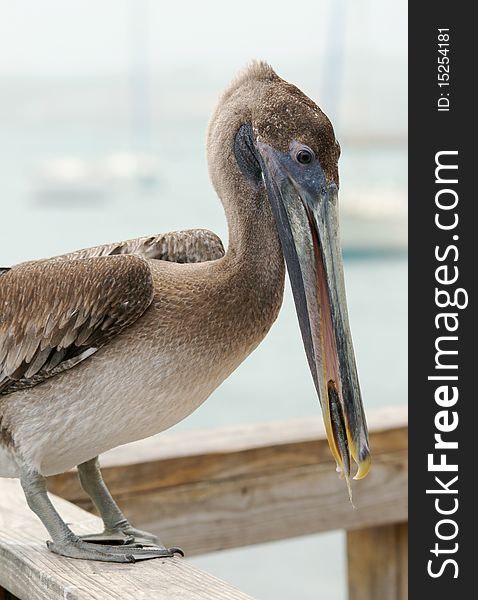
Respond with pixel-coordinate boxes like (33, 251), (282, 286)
(0, 479), (255, 600)
(347, 522), (408, 600)
(48, 406), (408, 556)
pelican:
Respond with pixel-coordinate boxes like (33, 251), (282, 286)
(0, 62), (370, 562)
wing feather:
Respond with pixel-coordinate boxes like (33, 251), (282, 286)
(0, 255), (153, 395)
(0, 228), (224, 395)
(52, 229), (225, 264)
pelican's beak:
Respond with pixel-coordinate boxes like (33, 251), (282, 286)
(257, 141), (371, 497)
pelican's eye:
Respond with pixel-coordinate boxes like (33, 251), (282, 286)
(295, 147), (314, 165)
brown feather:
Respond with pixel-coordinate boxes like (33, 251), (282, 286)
(53, 229), (225, 264)
(0, 255), (153, 395)
(0, 229), (225, 396)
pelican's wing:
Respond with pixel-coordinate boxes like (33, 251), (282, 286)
(0, 255), (153, 395)
(54, 229), (225, 264)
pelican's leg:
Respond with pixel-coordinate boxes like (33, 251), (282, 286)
(20, 466), (172, 562)
(77, 457), (183, 555)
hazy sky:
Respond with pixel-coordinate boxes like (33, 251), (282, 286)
(0, 0), (407, 77)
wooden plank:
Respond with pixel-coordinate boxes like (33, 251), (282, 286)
(347, 523), (408, 600)
(47, 406), (408, 556)
(0, 479), (255, 600)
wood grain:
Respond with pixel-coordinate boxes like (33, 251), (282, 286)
(0, 479), (255, 600)
(347, 523), (408, 600)
(47, 406), (408, 555)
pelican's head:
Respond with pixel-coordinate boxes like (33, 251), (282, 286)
(208, 62), (371, 493)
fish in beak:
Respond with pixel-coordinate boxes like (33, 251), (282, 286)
(256, 139), (371, 498)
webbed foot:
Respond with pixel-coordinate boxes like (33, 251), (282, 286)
(47, 534), (180, 562)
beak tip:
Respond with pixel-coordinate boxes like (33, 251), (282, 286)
(353, 452), (371, 480)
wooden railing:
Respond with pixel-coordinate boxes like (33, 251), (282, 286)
(0, 405), (407, 599)
(0, 479), (254, 600)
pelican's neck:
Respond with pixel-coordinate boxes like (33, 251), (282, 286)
(206, 79), (284, 287)
(221, 179), (285, 288)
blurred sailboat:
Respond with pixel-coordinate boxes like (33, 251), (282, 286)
(31, 0), (158, 205)
(32, 152), (160, 204)
(32, 157), (107, 204)
(340, 188), (407, 254)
